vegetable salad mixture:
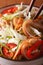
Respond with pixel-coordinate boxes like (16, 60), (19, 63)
(0, 5), (43, 60)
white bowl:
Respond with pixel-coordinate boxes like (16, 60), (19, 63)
(0, 4), (43, 65)
(0, 57), (43, 65)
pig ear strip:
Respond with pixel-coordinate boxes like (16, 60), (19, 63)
(30, 21), (43, 33)
(30, 4), (43, 33)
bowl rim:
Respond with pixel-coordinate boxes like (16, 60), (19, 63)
(0, 4), (39, 9)
(1, 56), (43, 62)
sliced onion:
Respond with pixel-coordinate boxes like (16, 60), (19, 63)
(8, 38), (20, 45)
(10, 28), (27, 40)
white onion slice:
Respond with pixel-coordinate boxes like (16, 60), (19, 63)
(8, 38), (20, 45)
(10, 28), (26, 40)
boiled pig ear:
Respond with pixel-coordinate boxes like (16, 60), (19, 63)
(22, 18), (43, 37)
(30, 20), (43, 33)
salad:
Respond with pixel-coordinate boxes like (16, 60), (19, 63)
(0, 4), (43, 61)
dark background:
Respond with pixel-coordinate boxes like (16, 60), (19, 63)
(0, 0), (43, 8)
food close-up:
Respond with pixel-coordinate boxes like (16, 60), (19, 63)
(0, 0), (43, 62)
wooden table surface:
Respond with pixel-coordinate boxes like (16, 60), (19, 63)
(0, 0), (43, 8)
